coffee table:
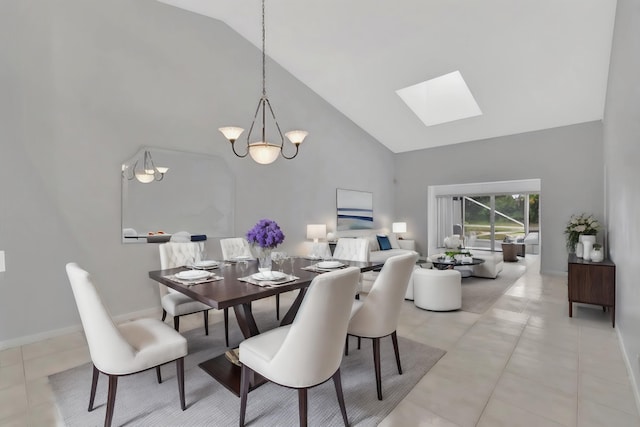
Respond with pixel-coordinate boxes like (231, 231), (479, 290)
(430, 257), (485, 274)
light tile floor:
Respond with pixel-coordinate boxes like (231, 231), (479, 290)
(1, 256), (638, 426)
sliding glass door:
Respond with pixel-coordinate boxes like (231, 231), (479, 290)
(438, 193), (539, 251)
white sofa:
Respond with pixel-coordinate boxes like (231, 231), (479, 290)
(334, 229), (418, 293)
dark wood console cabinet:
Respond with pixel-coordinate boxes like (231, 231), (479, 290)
(568, 254), (616, 327)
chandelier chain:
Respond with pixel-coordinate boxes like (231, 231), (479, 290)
(262, 0), (266, 97)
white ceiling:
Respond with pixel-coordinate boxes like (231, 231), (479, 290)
(158, 0), (617, 153)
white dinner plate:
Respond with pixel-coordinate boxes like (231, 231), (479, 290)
(175, 270), (210, 281)
(233, 255), (252, 261)
(317, 261), (344, 269)
(192, 260), (218, 269)
(251, 271), (287, 281)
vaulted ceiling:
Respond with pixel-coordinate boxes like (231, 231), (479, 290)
(158, 0), (617, 153)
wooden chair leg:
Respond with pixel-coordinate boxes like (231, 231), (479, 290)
(345, 335), (349, 356)
(391, 331), (402, 375)
(298, 388), (308, 427)
(373, 337), (383, 400)
(358, 337), (361, 350)
(239, 364), (251, 427)
(332, 369), (349, 427)
(203, 310), (209, 336)
(88, 365), (99, 411)
(176, 358), (186, 410)
(276, 294), (280, 320)
(105, 375), (118, 427)
(173, 316), (180, 332)
(224, 308), (229, 347)
(156, 366), (162, 384)
(161, 309), (167, 322)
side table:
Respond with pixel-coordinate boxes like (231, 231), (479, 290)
(567, 254), (616, 327)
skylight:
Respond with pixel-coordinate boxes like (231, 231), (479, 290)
(396, 70), (482, 127)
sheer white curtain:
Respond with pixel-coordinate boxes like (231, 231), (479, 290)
(436, 196), (454, 248)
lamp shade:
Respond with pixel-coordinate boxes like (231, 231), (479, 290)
(249, 142), (281, 165)
(392, 222), (407, 233)
(306, 224), (327, 242)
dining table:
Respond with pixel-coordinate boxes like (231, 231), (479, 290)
(148, 256), (384, 397)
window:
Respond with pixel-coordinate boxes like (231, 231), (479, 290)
(428, 179), (541, 255)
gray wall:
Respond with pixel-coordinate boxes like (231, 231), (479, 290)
(394, 121), (605, 274)
(603, 0), (640, 399)
(0, 0), (395, 344)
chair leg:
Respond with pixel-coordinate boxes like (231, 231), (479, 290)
(173, 316), (180, 332)
(298, 388), (308, 427)
(372, 337), (383, 400)
(239, 364), (251, 427)
(357, 337), (361, 350)
(355, 293), (360, 300)
(332, 369), (349, 427)
(276, 294), (280, 320)
(156, 366), (162, 384)
(161, 309), (167, 322)
(176, 357), (186, 410)
(88, 364), (99, 411)
(391, 331), (402, 375)
(105, 375), (118, 427)
(344, 335), (349, 356)
(224, 308), (229, 347)
(203, 310), (209, 336)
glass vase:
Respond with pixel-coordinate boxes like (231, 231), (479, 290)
(257, 248), (272, 273)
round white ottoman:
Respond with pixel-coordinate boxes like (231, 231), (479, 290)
(413, 268), (462, 311)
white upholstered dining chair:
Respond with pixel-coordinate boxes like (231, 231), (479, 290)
(66, 263), (187, 427)
(239, 267), (361, 427)
(159, 242), (230, 346)
(332, 238), (370, 299)
(345, 251), (418, 400)
(219, 237), (254, 261)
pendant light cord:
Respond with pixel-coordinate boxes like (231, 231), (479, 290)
(262, 0), (266, 97)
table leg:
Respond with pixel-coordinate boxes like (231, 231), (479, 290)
(569, 300), (573, 317)
(233, 303), (260, 338)
(280, 288), (308, 326)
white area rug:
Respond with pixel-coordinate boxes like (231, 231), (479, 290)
(461, 261), (527, 313)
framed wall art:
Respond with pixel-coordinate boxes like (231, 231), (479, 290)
(336, 189), (373, 231)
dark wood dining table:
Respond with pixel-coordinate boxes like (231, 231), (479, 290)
(148, 257), (384, 396)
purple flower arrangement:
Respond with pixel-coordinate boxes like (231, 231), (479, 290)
(246, 219), (285, 249)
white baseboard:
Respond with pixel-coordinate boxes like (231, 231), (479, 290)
(617, 328), (640, 418)
(0, 307), (161, 351)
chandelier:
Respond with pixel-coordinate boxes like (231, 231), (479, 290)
(219, 0), (308, 165)
(122, 150), (168, 183)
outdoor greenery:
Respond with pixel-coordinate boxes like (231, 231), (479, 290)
(464, 194), (539, 242)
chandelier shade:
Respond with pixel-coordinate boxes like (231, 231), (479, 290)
(122, 150), (168, 184)
(218, 0), (307, 165)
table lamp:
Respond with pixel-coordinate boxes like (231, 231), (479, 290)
(306, 224), (327, 243)
(392, 222), (407, 239)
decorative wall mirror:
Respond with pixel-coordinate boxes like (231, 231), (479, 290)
(121, 147), (234, 243)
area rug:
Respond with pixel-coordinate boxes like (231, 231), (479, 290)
(461, 261), (526, 313)
(50, 311), (445, 426)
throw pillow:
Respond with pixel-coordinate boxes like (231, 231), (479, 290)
(387, 234), (400, 249)
(377, 235), (392, 250)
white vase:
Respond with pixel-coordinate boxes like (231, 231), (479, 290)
(575, 242), (584, 258)
(590, 248), (604, 262)
(580, 235), (596, 261)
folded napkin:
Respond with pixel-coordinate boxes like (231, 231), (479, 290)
(164, 273), (223, 286)
(302, 263), (347, 273)
(238, 274), (298, 287)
